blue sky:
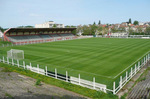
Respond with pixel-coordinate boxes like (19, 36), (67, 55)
(0, 0), (150, 28)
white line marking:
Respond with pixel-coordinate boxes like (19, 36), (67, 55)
(113, 51), (150, 79)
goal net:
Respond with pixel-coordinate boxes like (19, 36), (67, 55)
(7, 49), (24, 60)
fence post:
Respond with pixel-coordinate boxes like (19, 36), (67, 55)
(144, 57), (145, 65)
(93, 77), (95, 89)
(79, 74), (80, 85)
(23, 61), (25, 69)
(147, 55), (148, 62)
(120, 76), (122, 88)
(3, 56), (5, 63)
(30, 62), (32, 70)
(37, 64), (39, 73)
(126, 71), (128, 82)
(131, 67), (133, 78)
(138, 61), (140, 71)
(7, 57), (9, 64)
(45, 66), (47, 76)
(17, 59), (19, 67)
(12, 58), (14, 65)
(55, 68), (57, 79)
(147, 54), (148, 62)
(135, 64), (137, 74)
(66, 71), (68, 82)
(146, 55), (148, 63)
(113, 82), (116, 94)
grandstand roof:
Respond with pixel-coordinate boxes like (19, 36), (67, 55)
(5, 28), (76, 33)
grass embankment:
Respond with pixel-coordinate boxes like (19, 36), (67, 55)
(0, 62), (118, 99)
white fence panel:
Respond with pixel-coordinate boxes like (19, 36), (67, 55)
(70, 76), (107, 92)
(26, 65), (45, 75)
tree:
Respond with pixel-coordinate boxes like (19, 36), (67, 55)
(53, 24), (57, 28)
(98, 20), (101, 25)
(72, 29), (77, 35)
(17, 26), (34, 28)
(90, 24), (98, 35)
(133, 21), (139, 25)
(111, 28), (118, 33)
(146, 27), (150, 34)
(82, 25), (90, 35)
(118, 27), (126, 32)
(65, 25), (70, 28)
(97, 26), (103, 35)
(137, 27), (142, 33)
(71, 25), (76, 28)
(129, 18), (132, 24)
(93, 22), (96, 25)
(0, 26), (4, 32)
(129, 27), (134, 34)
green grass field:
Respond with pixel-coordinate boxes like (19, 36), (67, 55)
(0, 38), (150, 88)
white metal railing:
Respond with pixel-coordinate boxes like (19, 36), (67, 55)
(112, 52), (150, 94)
(1, 36), (78, 46)
(0, 55), (107, 93)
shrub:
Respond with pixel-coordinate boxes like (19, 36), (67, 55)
(35, 79), (41, 86)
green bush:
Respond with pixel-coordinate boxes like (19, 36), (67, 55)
(35, 79), (41, 86)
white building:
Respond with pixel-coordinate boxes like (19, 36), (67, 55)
(139, 22), (144, 25)
(0, 30), (3, 38)
(110, 32), (128, 37)
(35, 21), (64, 28)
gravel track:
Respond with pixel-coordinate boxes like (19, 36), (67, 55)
(0, 68), (89, 99)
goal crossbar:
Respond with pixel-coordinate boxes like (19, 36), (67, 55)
(7, 49), (24, 60)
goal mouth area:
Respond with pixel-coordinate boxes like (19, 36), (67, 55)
(7, 49), (24, 60)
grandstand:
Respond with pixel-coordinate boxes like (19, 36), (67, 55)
(3, 28), (77, 44)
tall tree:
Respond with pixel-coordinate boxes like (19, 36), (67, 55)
(0, 26), (4, 32)
(129, 18), (132, 24)
(133, 21), (139, 25)
(90, 24), (98, 35)
(53, 24), (57, 28)
(98, 20), (101, 25)
(93, 22), (96, 25)
(146, 27), (150, 34)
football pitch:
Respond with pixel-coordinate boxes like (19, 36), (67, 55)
(1, 38), (150, 88)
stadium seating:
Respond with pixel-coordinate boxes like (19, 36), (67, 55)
(7, 33), (76, 44)
(49, 34), (60, 38)
(59, 33), (75, 37)
(40, 35), (52, 39)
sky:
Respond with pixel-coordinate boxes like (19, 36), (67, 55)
(0, 0), (150, 28)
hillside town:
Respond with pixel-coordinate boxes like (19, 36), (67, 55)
(76, 19), (150, 36)
(0, 19), (150, 38)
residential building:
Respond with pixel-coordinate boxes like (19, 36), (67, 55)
(35, 21), (64, 28)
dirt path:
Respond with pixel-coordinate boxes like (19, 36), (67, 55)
(0, 68), (89, 99)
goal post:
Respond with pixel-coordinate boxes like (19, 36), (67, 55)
(7, 49), (24, 60)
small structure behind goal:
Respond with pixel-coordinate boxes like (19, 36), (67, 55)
(7, 49), (24, 60)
